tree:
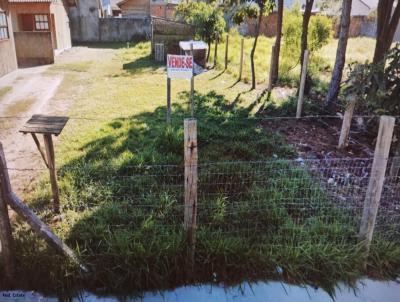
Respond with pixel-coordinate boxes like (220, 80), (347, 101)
(233, 0), (274, 89)
(299, 0), (314, 94)
(325, 0), (352, 108)
(373, 0), (400, 64)
(175, 2), (226, 61)
(271, 0), (283, 86)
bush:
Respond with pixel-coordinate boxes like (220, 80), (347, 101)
(175, 2), (226, 47)
(281, 11), (333, 75)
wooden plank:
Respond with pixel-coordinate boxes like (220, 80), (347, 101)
(43, 134), (60, 213)
(20, 115), (69, 136)
(184, 119), (198, 241)
(167, 77), (171, 124)
(359, 116), (395, 250)
(239, 38), (244, 81)
(31, 133), (49, 169)
(0, 143), (16, 283)
(213, 33), (218, 68)
(184, 118), (198, 269)
(8, 192), (87, 272)
(338, 97), (356, 149)
(225, 34), (229, 70)
(190, 43), (194, 117)
(296, 50), (309, 118)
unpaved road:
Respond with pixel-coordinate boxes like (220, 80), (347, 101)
(0, 46), (113, 196)
(0, 65), (64, 195)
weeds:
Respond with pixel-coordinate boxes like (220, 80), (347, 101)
(1, 40), (398, 296)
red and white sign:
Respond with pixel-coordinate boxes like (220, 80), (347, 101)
(167, 54), (193, 79)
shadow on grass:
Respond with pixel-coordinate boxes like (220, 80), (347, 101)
(209, 69), (226, 80)
(123, 54), (164, 74)
(74, 42), (131, 50)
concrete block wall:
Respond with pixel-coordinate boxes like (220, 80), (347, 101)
(14, 32), (54, 66)
(361, 21), (400, 42)
(99, 17), (151, 42)
(69, 0), (100, 42)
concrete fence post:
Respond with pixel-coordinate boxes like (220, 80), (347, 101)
(359, 116), (395, 250)
(296, 50), (309, 118)
(338, 96), (356, 149)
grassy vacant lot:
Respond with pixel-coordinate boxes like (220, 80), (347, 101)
(4, 39), (399, 296)
(209, 30), (376, 86)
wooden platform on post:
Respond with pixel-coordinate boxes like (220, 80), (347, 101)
(20, 115), (69, 213)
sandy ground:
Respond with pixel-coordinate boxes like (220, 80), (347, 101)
(0, 65), (64, 196)
(0, 47), (113, 196)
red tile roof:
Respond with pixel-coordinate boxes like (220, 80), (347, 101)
(8, 0), (54, 2)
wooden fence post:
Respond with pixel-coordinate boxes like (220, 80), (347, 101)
(338, 96), (356, 149)
(225, 34), (229, 70)
(268, 45), (276, 91)
(238, 38), (244, 81)
(0, 142), (16, 283)
(190, 43), (195, 117)
(167, 77), (171, 123)
(43, 134), (60, 213)
(296, 50), (310, 118)
(213, 33), (219, 68)
(359, 116), (395, 250)
(184, 119), (198, 257)
(0, 144), (87, 272)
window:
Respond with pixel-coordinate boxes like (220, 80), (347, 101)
(34, 14), (49, 31)
(0, 11), (9, 40)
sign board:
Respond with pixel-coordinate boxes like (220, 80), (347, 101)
(167, 54), (193, 79)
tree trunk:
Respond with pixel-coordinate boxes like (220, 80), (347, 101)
(271, 0), (284, 85)
(300, 0), (314, 95)
(325, 0), (353, 108)
(250, 13), (262, 90)
(373, 0), (400, 64)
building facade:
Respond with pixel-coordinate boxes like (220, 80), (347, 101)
(0, 0), (18, 77)
(8, 0), (72, 66)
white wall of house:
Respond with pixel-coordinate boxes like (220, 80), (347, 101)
(351, 0), (371, 16)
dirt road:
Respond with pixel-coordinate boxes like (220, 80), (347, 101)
(0, 65), (64, 195)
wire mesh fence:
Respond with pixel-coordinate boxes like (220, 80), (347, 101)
(8, 156), (399, 246)
(1, 114), (400, 249)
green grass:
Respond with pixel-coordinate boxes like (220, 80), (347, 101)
(4, 98), (35, 115)
(0, 86), (12, 101)
(209, 30), (376, 88)
(2, 40), (399, 296)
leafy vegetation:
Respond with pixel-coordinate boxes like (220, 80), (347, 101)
(175, 2), (226, 59)
(1, 41), (398, 296)
(282, 10), (333, 79)
(232, 0), (275, 88)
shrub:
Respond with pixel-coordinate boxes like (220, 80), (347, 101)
(175, 2), (226, 48)
(281, 12), (333, 75)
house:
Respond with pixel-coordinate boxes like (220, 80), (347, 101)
(101, 0), (121, 17)
(321, 0), (378, 17)
(117, 0), (181, 19)
(0, 0), (18, 77)
(320, 0), (378, 37)
(8, 0), (72, 66)
(117, 0), (150, 17)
